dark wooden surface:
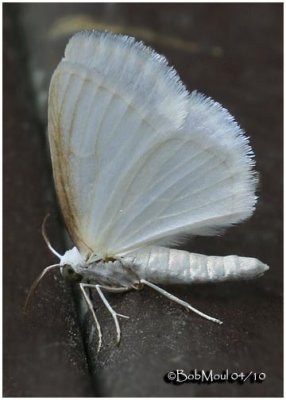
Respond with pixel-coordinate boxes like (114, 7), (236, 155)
(3, 3), (282, 397)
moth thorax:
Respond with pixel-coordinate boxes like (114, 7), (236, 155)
(103, 256), (117, 262)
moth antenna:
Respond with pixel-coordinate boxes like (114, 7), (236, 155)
(23, 263), (61, 314)
(42, 214), (62, 259)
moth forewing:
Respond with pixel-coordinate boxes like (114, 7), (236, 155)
(48, 65), (93, 258)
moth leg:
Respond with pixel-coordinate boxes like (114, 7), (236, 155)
(118, 257), (143, 290)
(83, 284), (131, 345)
(140, 279), (223, 325)
(79, 283), (103, 353)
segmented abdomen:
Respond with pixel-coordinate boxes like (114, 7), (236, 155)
(125, 246), (268, 284)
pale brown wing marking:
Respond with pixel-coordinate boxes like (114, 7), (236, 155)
(48, 74), (93, 258)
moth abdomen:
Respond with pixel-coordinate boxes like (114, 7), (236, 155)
(126, 247), (269, 285)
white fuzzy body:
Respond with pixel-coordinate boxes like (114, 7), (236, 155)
(41, 31), (270, 345)
(48, 31), (268, 295)
(63, 246), (268, 287)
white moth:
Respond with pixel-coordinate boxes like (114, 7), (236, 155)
(27, 30), (269, 351)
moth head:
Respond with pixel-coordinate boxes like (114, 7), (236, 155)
(59, 246), (85, 267)
(24, 217), (86, 313)
(61, 264), (83, 282)
(59, 247), (85, 282)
